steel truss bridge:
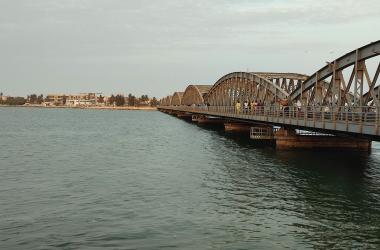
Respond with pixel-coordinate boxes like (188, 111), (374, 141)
(159, 41), (380, 141)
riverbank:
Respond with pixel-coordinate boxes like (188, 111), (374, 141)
(0, 104), (157, 111)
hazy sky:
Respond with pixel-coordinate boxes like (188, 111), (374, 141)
(0, 0), (379, 97)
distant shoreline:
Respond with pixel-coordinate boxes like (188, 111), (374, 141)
(0, 104), (157, 111)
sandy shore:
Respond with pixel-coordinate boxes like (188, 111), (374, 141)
(0, 104), (157, 111)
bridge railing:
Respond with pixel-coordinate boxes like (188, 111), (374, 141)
(159, 105), (380, 126)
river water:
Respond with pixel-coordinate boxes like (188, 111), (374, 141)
(1, 107), (380, 249)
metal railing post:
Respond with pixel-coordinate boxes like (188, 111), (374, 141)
(322, 107), (325, 129)
(377, 106), (380, 135)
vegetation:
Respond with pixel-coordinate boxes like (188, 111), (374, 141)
(98, 95), (104, 103)
(108, 94), (116, 105)
(140, 94), (149, 102)
(62, 95), (67, 105)
(115, 95), (125, 106)
(27, 94), (44, 104)
(1, 91), (160, 107)
(0, 96), (27, 105)
(105, 93), (160, 107)
(128, 93), (136, 106)
(150, 97), (159, 107)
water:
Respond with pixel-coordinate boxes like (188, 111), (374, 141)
(1, 107), (380, 249)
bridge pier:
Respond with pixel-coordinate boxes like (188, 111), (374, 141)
(176, 112), (192, 120)
(224, 122), (251, 134)
(192, 115), (199, 122)
(274, 128), (371, 151)
(196, 115), (225, 125)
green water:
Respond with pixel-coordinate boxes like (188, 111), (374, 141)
(1, 107), (380, 249)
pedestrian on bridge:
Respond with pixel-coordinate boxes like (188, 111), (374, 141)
(251, 100), (257, 114)
(243, 100), (249, 113)
(235, 100), (241, 114)
(258, 100), (263, 114)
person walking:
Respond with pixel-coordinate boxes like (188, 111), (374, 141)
(251, 100), (257, 114)
(235, 100), (241, 114)
(243, 100), (249, 113)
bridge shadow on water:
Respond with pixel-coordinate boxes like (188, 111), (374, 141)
(180, 117), (374, 173)
(177, 117), (380, 248)
(177, 116), (377, 185)
(202, 125), (380, 248)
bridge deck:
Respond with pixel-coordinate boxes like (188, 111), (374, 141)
(159, 106), (380, 141)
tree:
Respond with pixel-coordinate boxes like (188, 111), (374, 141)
(108, 95), (116, 106)
(37, 94), (44, 104)
(128, 93), (136, 106)
(62, 95), (67, 105)
(140, 94), (149, 102)
(3, 97), (26, 105)
(150, 97), (159, 107)
(98, 95), (104, 103)
(28, 94), (38, 104)
(115, 95), (125, 106)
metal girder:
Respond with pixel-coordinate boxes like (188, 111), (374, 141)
(182, 85), (212, 105)
(206, 72), (289, 105)
(161, 95), (172, 106)
(254, 72), (308, 81)
(171, 92), (184, 106)
(290, 40), (380, 102)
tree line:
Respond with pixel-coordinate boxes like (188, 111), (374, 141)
(0, 92), (27, 105)
(0, 92), (160, 107)
(106, 94), (159, 107)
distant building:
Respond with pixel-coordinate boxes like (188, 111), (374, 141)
(66, 93), (98, 106)
(45, 94), (65, 106)
(45, 93), (102, 106)
(139, 99), (151, 106)
(0, 95), (10, 102)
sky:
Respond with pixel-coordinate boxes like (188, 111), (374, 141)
(0, 0), (379, 98)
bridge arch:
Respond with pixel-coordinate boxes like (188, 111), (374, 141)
(289, 40), (380, 107)
(255, 72), (308, 94)
(171, 92), (184, 106)
(205, 72), (290, 106)
(182, 85), (212, 105)
(161, 95), (172, 106)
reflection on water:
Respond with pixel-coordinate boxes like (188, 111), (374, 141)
(1, 107), (380, 249)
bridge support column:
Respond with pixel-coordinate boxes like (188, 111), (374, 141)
(197, 115), (225, 125)
(224, 122), (251, 133)
(176, 112), (192, 120)
(192, 115), (199, 122)
(274, 128), (371, 151)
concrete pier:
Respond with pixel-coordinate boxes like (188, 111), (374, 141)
(192, 115), (199, 122)
(197, 115), (225, 125)
(274, 128), (372, 150)
(176, 112), (192, 120)
(224, 122), (251, 133)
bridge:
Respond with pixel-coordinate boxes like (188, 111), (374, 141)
(158, 41), (380, 150)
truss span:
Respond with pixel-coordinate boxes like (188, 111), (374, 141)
(158, 41), (380, 140)
(171, 92), (184, 106)
(182, 85), (212, 106)
(255, 72), (308, 95)
(290, 40), (380, 107)
(160, 95), (172, 106)
(206, 72), (297, 106)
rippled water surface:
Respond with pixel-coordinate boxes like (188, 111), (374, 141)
(1, 107), (380, 249)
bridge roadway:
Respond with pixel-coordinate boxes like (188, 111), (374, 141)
(159, 40), (380, 143)
(158, 105), (380, 141)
